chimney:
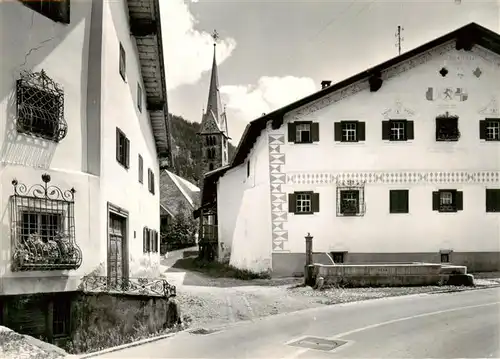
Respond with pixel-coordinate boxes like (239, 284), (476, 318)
(321, 80), (332, 89)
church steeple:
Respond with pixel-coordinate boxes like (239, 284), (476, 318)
(199, 30), (230, 176)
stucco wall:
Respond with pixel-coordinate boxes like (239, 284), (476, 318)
(100, 0), (161, 273)
(0, 0), (162, 295)
(217, 133), (272, 272)
(0, 1), (102, 295)
(275, 43), (500, 273)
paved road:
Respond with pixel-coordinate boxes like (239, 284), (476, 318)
(98, 287), (500, 358)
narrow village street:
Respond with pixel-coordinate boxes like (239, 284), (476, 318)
(161, 248), (500, 330)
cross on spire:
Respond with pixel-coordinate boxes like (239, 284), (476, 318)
(211, 29), (219, 46)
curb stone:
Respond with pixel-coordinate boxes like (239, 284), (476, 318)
(72, 328), (189, 359)
(69, 283), (500, 358)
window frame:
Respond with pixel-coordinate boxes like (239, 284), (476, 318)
(119, 42), (126, 81)
(389, 189), (409, 214)
(148, 168), (155, 195)
(137, 83), (142, 112)
(486, 188), (500, 213)
(436, 115), (460, 142)
(334, 121), (366, 143)
(116, 127), (130, 169)
(20, 0), (70, 24)
(432, 189), (463, 213)
(382, 120), (414, 142)
(480, 118), (500, 142)
(138, 154), (143, 184)
(331, 252), (346, 264)
(288, 191), (319, 215)
(339, 190), (359, 215)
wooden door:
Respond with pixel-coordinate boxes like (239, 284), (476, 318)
(108, 213), (126, 287)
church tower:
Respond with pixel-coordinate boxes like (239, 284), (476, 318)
(199, 30), (230, 176)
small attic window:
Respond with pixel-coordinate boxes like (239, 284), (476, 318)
(246, 160), (250, 177)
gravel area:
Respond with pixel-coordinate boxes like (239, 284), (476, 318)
(0, 327), (66, 359)
(176, 275), (500, 330)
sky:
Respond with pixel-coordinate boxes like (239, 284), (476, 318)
(159, 0), (499, 147)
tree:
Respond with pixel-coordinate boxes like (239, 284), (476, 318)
(161, 202), (198, 250)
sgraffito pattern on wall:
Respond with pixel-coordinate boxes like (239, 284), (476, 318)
(479, 97), (499, 117)
(289, 41), (456, 121)
(268, 134), (289, 253)
(286, 171), (500, 185)
(382, 99), (416, 119)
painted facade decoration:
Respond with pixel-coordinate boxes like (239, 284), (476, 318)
(210, 23), (500, 277)
(268, 133), (288, 252)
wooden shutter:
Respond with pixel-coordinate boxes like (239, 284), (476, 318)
(287, 123), (296, 142)
(432, 191), (440, 211)
(486, 189), (500, 212)
(357, 122), (366, 141)
(151, 172), (155, 194)
(382, 121), (390, 140)
(143, 227), (148, 253)
(312, 193), (320, 213)
(125, 138), (130, 168)
(455, 191), (463, 211)
(479, 120), (487, 140)
(406, 121), (414, 140)
(288, 193), (296, 213)
(334, 122), (342, 141)
(138, 155), (143, 183)
(354, 190), (360, 212)
(116, 129), (120, 162)
(311, 123), (320, 142)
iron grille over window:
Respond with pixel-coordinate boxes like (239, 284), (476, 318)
(20, 0), (70, 24)
(336, 181), (366, 216)
(16, 70), (67, 142)
(10, 174), (82, 271)
(436, 113), (460, 141)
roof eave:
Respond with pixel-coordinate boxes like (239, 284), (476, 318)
(229, 22), (500, 168)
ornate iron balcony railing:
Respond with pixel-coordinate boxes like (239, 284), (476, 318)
(79, 275), (176, 299)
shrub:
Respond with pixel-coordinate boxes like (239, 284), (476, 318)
(172, 257), (271, 280)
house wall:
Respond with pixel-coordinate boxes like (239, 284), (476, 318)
(0, 1), (102, 294)
(270, 43), (500, 276)
(217, 133), (272, 272)
(99, 0), (161, 275)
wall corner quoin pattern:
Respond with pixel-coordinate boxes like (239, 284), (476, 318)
(268, 130), (288, 253)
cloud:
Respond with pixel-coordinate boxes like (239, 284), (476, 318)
(159, 0), (236, 90)
(220, 76), (318, 123)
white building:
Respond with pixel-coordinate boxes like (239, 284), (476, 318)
(200, 23), (500, 277)
(0, 0), (172, 341)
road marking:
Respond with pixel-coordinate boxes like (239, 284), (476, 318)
(282, 301), (500, 359)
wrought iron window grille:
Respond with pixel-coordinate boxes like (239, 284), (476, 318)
(10, 174), (82, 271)
(336, 181), (366, 217)
(16, 70), (67, 143)
(436, 113), (460, 142)
(79, 275), (176, 299)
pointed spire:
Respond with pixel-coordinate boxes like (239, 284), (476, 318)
(205, 30), (223, 125)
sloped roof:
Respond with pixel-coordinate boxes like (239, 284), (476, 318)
(229, 22), (500, 168)
(162, 170), (200, 209)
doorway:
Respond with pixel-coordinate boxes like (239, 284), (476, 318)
(107, 203), (129, 286)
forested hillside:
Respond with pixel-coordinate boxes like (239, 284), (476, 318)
(170, 114), (236, 185)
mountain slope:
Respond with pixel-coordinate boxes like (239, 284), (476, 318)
(170, 114), (236, 185)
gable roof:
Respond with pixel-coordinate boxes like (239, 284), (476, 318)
(229, 22), (500, 169)
(161, 170), (200, 209)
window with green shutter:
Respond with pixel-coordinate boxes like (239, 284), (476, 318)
(287, 121), (319, 144)
(382, 120), (414, 141)
(480, 119), (500, 141)
(432, 190), (463, 213)
(288, 191), (319, 214)
(334, 121), (365, 142)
